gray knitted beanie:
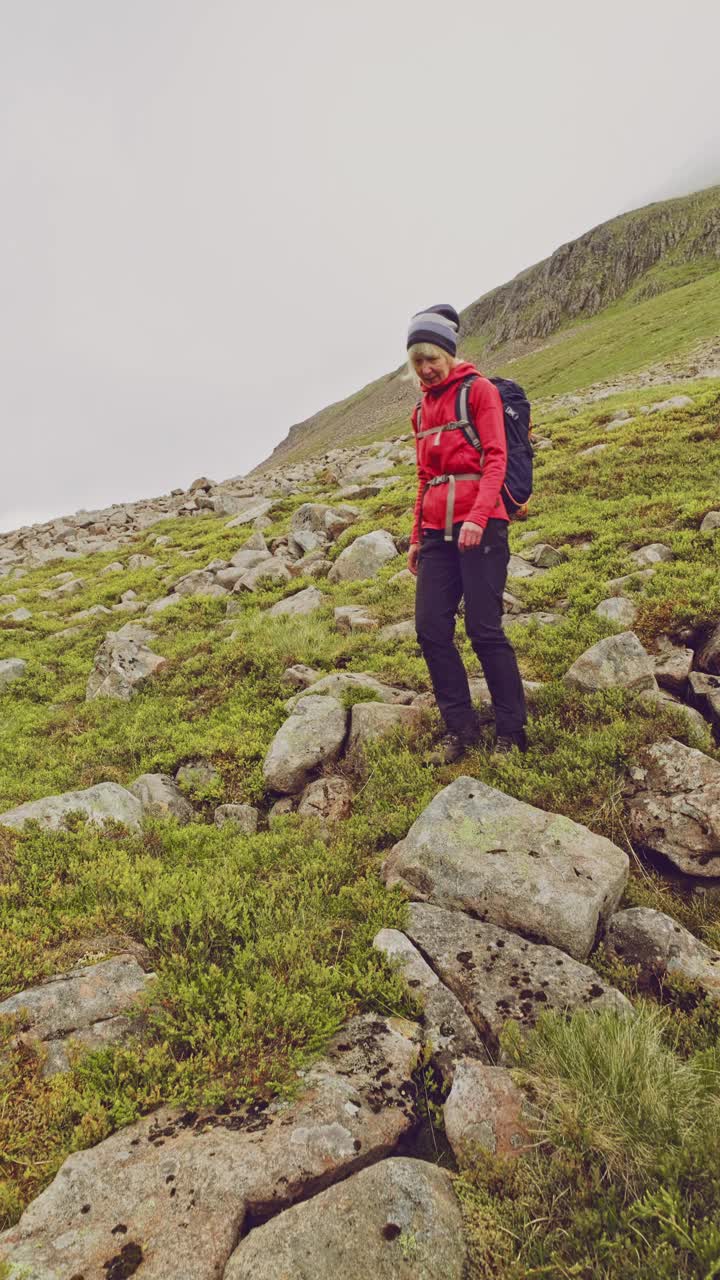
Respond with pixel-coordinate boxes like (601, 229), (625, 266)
(406, 303), (460, 356)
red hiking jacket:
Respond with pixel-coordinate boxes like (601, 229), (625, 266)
(410, 362), (508, 544)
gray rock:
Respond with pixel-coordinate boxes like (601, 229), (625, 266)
(129, 774), (195, 823)
(0, 594), (17, 606)
(698, 622), (720, 675)
(4, 607), (32, 621)
(689, 672), (720, 731)
(221, 496), (274, 525)
(328, 530), (398, 583)
(0, 657), (27, 689)
(229, 546), (273, 572)
(443, 1060), (532, 1163)
(405, 903), (631, 1048)
(580, 442), (609, 457)
(383, 777), (628, 960)
(388, 568), (415, 585)
(378, 619), (416, 642)
(648, 395), (693, 413)
(297, 776), (354, 824)
(224, 1157), (467, 1280)
(595, 596), (638, 627)
(334, 604), (378, 633)
(101, 561), (125, 574)
(563, 631), (657, 695)
(289, 502), (358, 553)
(281, 663), (322, 689)
(269, 586), (325, 617)
(0, 954), (153, 1076)
(287, 672), (414, 710)
(606, 907), (720, 999)
(0, 782), (143, 832)
(146, 593), (180, 615)
(87, 628), (167, 701)
(349, 703), (423, 755)
(606, 568), (656, 594)
(507, 554), (541, 578)
(236, 559), (293, 592)
(173, 569), (227, 599)
(373, 929), (486, 1082)
(505, 611), (562, 629)
(268, 795), (295, 824)
(128, 554), (157, 570)
(624, 738), (720, 876)
(0, 1015), (420, 1280)
(214, 803), (259, 834)
(649, 689), (713, 741)
(652, 637), (694, 695)
(700, 511), (720, 533)
(263, 695), (348, 794)
(629, 542), (674, 567)
(175, 759), (220, 790)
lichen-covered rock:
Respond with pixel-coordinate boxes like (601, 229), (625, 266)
(297, 776), (354, 824)
(595, 597), (637, 627)
(378, 619), (416, 642)
(689, 672), (720, 732)
(86, 627), (167, 701)
(172, 569), (227, 599)
(281, 663), (322, 689)
(0, 782), (142, 832)
(175, 759), (220, 790)
(652, 637), (694, 694)
(404, 903), (631, 1048)
(629, 542), (674, 567)
(269, 586), (325, 616)
(129, 773), (195, 823)
(700, 511), (720, 532)
(214, 803), (260, 834)
(348, 703), (423, 755)
(286, 671), (414, 711)
(606, 907), (720, 999)
(698, 621), (720, 675)
(263, 695), (348, 794)
(563, 631), (657, 695)
(334, 604), (378, 633)
(383, 777), (628, 960)
(605, 568), (656, 595)
(235, 558), (293, 592)
(624, 739), (720, 876)
(0, 954), (153, 1076)
(328, 530), (398, 583)
(529, 543), (568, 568)
(0, 1016), (420, 1280)
(223, 1158), (467, 1280)
(0, 657), (27, 689)
(443, 1060), (532, 1163)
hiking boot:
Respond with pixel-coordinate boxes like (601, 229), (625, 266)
(426, 728), (480, 766)
(493, 728), (528, 754)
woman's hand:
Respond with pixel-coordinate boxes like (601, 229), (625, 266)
(407, 542), (420, 576)
(458, 521), (484, 552)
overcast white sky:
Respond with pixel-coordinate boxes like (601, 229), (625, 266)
(2, 0), (719, 532)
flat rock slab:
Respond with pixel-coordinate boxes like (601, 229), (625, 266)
(0, 1015), (420, 1280)
(224, 1157), (467, 1280)
(263, 695), (348, 794)
(86, 630), (167, 701)
(0, 657), (27, 689)
(0, 954), (153, 1076)
(624, 738), (720, 876)
(348, 703), (423, 755)
(404, 903), (631, 1049)
(287, 671), (414, 710)
(563, 631), (657, 695)
(606, 907), (720, 999)
(374, 928), (487, 1082)
(268, 586), (325, 617)
(0, 782), (143, 832)
(383, 777), (628, 960)
(328, 530), (398, 583)
(443, 1060), (532, 1163)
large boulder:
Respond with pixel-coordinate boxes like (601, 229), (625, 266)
(348, 703), (423, 755)
(287, 671), (414, 710)
(374, 928), (486, 1082)
(563, 631), (657, 695)
(404, 902), (631, 1048)
(86, 627), (167, 701)
(0, 782), (142, 832)
(263, 695), (348, 794)
(0, 657), (27, 689)
(383, 777), (628, 960)
(443, 1060), (532, 1164)
(0, 954), (153, 1076)
(605, 907), (720, 999)
(128, 773), (195, 823)
(624, 739), (720, 876)
(218, 495), (274, 524)
(269, 586), (325, 617)
(0, 1015), (420, 1280)
(223, 1158), (467, 1280)
(328, 530), (398, 583)
(288, 502), (358, 555)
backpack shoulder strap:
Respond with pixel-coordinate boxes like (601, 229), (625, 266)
(415, 398), (422, 433)
(455, 375), (483, 454)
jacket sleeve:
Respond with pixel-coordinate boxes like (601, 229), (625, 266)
(410, 405), (428, 545)
(466, 378), (507, 528)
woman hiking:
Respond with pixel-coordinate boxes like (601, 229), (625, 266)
(406, 303), (528, 763)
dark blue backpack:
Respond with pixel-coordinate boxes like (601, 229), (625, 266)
(456, 375), (534, 518)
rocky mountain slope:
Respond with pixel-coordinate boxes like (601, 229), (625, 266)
(1, 359), (720, 1275)
(258, 184), (720, 468)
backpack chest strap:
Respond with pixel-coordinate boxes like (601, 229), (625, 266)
(421, 472), (480, 541)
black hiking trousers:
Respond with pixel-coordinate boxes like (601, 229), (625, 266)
(415, 519), (527, 738)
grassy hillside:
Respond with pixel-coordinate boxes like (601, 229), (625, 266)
(259, 186), (720, 469)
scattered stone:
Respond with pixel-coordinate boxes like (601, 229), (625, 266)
(328, 530), (398, 583)
(214, 803), (259, 834)
(374, 928), (486, 1081)
(222, 497), (274, 525)
(281, 663), (322, 689)
(698, 622), (720, 675)
(624, 739), (720, 877)
(563, 631), (657, 695)
(505, 611), (562, 629)
(700, 511), (720, 533)
(4, 607), (32, 621)
(128, 554), (157, 570)
(384, 777), (627, 960)
(223, 1157), (467, 1280)
(652, 637), (694, 695)
(388, 568), (415, 585)
(648, 395), (693, 413)
(379, 619), (416, 642)
(405, 903), (630, 1048)
(580, 442), (609, 456)
(173, 569), (227, 599)
(0, 594), (16, 606)
(268, 796), (295, 824)
(528, 543), (568, 568)
(688, 672), (720, 732)
(508, 554), (541, 578)
(595, 596), (638, 626)
(175, 759), (220, 790)
(606, 568), (656, 594)
(129, 774), (195, 823)
(443, 1060), (532, 1163)
(288, 502), (358, 555)
(629, 543), (674, 567)
(269, 586), (325, 617)
(287, 671), (414, 710)
(606, 907), (720, 999)
(263, 695), (348, 794)
(86, 627), (167, 701)
(146, 593), (180, 615)
(0, 954), (153, 1076)
(297, 776), (354, 824)
(189, 476), (214, 492)
(0, 657), (27, 689)
(235, 559), (293, 592)
(349, 703), (422, 756)
(0, 1015), (420, 1280)
(0, 782), (142, 833)
(334, 604), (378, 633)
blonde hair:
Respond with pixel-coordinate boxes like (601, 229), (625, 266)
(406, 342), (460, 389)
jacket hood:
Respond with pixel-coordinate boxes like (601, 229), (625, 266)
(422, 361), (479, 396)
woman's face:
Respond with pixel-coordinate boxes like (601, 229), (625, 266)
(412, 351), (454, 387)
